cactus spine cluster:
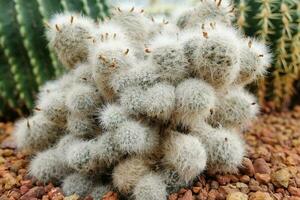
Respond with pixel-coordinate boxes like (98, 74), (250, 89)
(234, 0), (300, 109)
(14, 1), (271, 199)
(0, 0), (109, 119)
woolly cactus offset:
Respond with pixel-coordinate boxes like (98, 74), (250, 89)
(14, 1), (271, 199)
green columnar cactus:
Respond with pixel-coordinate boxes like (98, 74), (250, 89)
(14, 1), (271, 199)
(0, 0), (109, 119)
(235, 0), (300, 109)
(0, 0), (36, 112)
(0, 47), (21, 115)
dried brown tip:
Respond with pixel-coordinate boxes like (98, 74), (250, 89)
(225, 137), (228, 142)
(113, 33), (117, 39)
(229, 6), (235, 13)
(144, 48), (151, 53)
(124, 49), (130, 55)
(98, 55), (107, 62)
(251, 102), (256, 105)
(117, 7), (122, 12)
(105, 32), (109, 39)
(140, 9), (144, 13)
(248, 40), (252, 48)
(110, 62), (116, 68)
(209, 22), (215, 29)
(34, 107), (42, 111)
(202, 32), (208, 39)
(217, 0), (222, 7)
(130, 7), (134, 12)
(44, 21), (51, 29)
(26, 119), (30, 129)
(70, 16), (74, 24)
(201, 24), (205, 30)
(151, 16), (155, 22)
(258, 54), (264, 57)
(82, 77), (87, 81)
(101, 34), (104, 42)
(55, 24), (61, 32)
(163, 19), (169, 24)
(210, 109), (214, 115)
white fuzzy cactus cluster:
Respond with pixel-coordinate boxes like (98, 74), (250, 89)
(14, 1), (272, 199)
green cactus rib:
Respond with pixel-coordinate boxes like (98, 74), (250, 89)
(82, 0), (102, 20)
(234, 0), (250, 32)
(36, 0), (65, 75)
(0, 97), (5, 118)
(0, 0), (36, 109)
(14, 0), (55, 87)
(61, 0), (85, 13)
(100, 0), (109, 16)
(0, 47), (22, 114)
(95, 0), (106, 20)
(36, 0), (65, 77)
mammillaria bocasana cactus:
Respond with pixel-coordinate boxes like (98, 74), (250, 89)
(13, 1), (272, 199)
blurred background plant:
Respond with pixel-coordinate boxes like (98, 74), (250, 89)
(234, 0), (300, 111)
(0, 0), (109, 120)
(0, 0), (299, 120)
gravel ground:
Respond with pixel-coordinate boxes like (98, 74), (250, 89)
(1, 107), (300, 200)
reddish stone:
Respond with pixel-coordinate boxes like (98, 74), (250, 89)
(253, 158), (270, 174)
(20, 186), (29, 195)
(240, 158), (255, 177)
(20, 186), (45, 200)
(240, 175), (250, 183)
(217, 175), (231, 186)
(169, 193), (178, 200)
(255, 173), (271, 184)
(289, 186), (300, 197)
(178, 190), (193, 200)
(192, 187), (201, 194)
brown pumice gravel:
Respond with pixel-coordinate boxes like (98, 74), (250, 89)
(1, 106), (300, 200)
